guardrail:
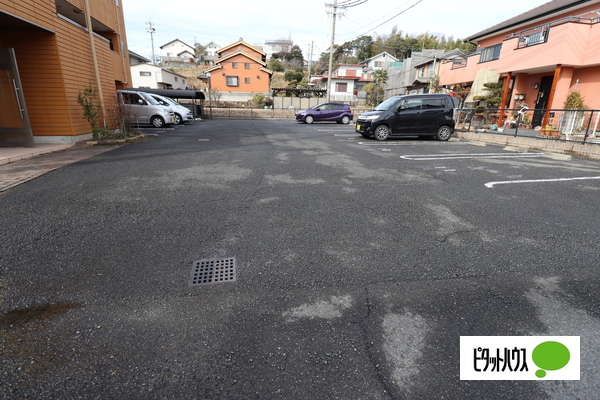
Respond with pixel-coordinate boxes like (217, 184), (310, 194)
(455, 108), (600, 145)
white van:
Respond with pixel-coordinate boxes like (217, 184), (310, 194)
(118, 90), (176, 128)
(148, 93), (193, 124)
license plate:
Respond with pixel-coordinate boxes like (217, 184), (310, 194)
(356, 124), (362, 130)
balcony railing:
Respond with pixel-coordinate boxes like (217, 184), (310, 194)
(506, 8), (600, 49)
(454, 108), (600, 145)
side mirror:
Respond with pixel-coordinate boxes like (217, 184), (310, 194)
(315, 108), (321, 111)
(138, 99), (144, 105)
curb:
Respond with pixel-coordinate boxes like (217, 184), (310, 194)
(78, 134), (147, 146)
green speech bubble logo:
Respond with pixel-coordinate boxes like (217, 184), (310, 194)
(532, 341), (570, 378)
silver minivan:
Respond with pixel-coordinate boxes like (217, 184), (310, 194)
(148, 93), (193, 125)
(118, 90), (176, 128)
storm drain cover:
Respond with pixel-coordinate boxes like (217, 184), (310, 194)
(189, 257), (237, 286)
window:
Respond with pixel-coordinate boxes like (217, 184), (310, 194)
(226, 76), (239, 86)
(244, 63), (250, 69)
(374, 61), (383, 67)
(336, 82), (348, 92)
(174, 77), (178, 82)
(139, 71), (151, 76)
(232, 62), (238, 69)
(401, 99), (422, 110)
(245, 77), (251, 84)
(480, 44), (502, 63)
(423, 98), (445, 109)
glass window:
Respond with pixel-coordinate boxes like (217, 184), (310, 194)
(244, 63), (250, 69)
(245, 77), (250, 84)
(139, 71), (151, 76)
(226, 76), (239, 86)
(401, 99), (422, 110)
(336, 82), (348, 92)
(423, 98), (445, 109)
(232, 62), (238, 69)
(480, 44), (502, 63)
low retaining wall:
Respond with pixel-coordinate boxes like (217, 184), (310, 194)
(456, 131), (600, 160)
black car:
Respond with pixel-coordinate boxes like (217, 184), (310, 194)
(355, 94), (458, 141)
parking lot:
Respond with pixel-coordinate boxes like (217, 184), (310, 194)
(1, 119), (599, 399)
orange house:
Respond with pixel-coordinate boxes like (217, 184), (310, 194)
(202, 40), (273, 95)
(440, 0), (600, 127)
(0, 0), (132, 146)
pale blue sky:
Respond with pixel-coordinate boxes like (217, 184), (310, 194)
(123, 0), (551, 60)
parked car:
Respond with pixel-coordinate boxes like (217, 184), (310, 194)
(355, 94), (458, 141)
(295, 103), (353, 124)
(117, 90), (176, 128)
(148, 93), (193, 124)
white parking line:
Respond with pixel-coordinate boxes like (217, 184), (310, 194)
(400, 153), (543, 160)
(485, 176), (600, 188)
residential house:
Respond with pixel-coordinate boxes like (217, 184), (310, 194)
(409, 49), (465, 93)
(130, 64), (188, 90)
(264, 38), (293, 60)
(129, 50), (151, 66)
(0, 0), (132, 146)
(160, 39), (196, 65)
(202, 40), (273, 101)
(384, 49), (447, 96)
(361, 52), (399, 78)
(439, 0), (600, 127)
(314, 64), (372, 102)
(203, 41), (220, 65)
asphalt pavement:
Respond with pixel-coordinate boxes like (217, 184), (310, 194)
(1, 120), (599, 399)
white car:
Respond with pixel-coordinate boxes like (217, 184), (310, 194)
(149, 94), (194, 124)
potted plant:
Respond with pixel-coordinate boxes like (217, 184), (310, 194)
(540, 124), (560, 136)
(561, 91), (587, 135)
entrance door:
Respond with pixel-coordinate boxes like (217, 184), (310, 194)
(0, 48), (34, 147)
(531, 75), (553, 128)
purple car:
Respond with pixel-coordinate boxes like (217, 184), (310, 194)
(295, 102), (353, 124)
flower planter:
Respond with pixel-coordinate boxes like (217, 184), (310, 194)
(540, 129), (560, 137)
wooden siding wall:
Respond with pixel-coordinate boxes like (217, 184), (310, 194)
(0, 0), (131, 137)
(0, 0), (56, 31)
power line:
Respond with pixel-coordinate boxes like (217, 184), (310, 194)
(354, 0), (423, 38)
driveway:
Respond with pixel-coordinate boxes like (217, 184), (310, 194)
(1, 120), (599, 398)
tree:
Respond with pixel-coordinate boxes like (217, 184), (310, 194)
(284, 67), (305, 88)
(473, 81), (504, 109)
(364, 69), (388, 106)
(268, 57), (284, 72)
(194, 43), (207, 63)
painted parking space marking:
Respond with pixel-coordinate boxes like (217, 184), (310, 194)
(400, 153), (543, 161)
(485, 176), (600, 188)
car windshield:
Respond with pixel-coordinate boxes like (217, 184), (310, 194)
(140, 92), (160, 105)
(374, 97), (401, 111)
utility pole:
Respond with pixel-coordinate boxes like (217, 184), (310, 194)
(326, 0), (337, 103)
(146, 20), (156, 65)
(307, 41), (314, 80)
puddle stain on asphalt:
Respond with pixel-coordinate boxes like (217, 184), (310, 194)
(0, 303), (83, 328)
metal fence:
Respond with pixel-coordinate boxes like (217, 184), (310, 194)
(455, 108), (600, 145)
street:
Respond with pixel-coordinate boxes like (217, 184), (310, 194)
(1, 119), (599, 399)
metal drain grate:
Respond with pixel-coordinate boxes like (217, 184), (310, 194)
(189, 257), (237, 286)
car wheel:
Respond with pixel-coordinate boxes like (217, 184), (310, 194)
(373, 125), (390, 141)
(436, 125), (452, 141)
(151, 116), (165, 128)
(174, 113), (182, 125)
(340, 115), (350, 124)
(305, 115), (314, 124)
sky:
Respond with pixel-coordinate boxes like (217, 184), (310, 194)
(123, 0), (552, 61)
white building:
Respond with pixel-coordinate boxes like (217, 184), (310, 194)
(160, 39), (196, 64)
(130, 64), (188, 90)
(264, 39), (293, 60)
(314, 64), (371, 102)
